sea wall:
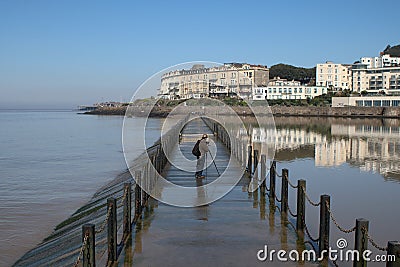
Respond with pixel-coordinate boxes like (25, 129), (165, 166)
(270, 106), (400, 118)
(84, 105), (400, 118)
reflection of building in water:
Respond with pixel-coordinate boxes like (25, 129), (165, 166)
(252, 127), (326, 151)
(315, 139), (349, 166)
(332, 124), (400, 176)
(251, 124), (400, 176)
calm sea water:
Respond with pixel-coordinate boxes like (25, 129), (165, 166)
(2, 112), (399, 267)
(251, 117), (400, 267)
(0, 110), (163, 267)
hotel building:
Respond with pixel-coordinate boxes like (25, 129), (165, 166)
(159, 63), (269, 100)
(252, 77), (328, 100)
(351, 64), (400, 94)
(316, 62), (352, 90)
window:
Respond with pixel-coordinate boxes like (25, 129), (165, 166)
(273, 88), (276, 93)
(356, 100), (363, 107)
(294, 88), (297, 93)
(268, 89), (272, 93)
(392, 100), (400, 107)
(314, 88), (318, 93)
(279, 88), (282, 93)
(382, 100), (390, 106)
(373, 100), (381, 106)
(299, 88), (302, 93)
(364, 100), (372, 107)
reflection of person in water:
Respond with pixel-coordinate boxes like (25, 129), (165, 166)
(195, 134), (209, 179)
(195, 178), (209, 219)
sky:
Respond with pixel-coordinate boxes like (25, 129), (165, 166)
(0, 0), (399, 109)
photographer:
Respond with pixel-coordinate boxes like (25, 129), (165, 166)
(195, 134), (209, 179)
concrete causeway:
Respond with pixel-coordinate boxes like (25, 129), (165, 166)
(116, 118), (318, 267)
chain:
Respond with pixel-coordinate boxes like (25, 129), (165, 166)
(362, 227), (388, 251)
(73, 233), (88, 267)
(276, 173), (282, 178)
(302, 185), (321, 207)
(95, 205), (112, 234)
(304, 224), (320, 242)
(275, 195), (282, 203)
(288, 205), (297, 218)
(284, 176), (298, 189)
(333, 259), (339, 267)
(301, 215), (320, 242)
(303, 240), (318, 252)
(117, 187), (129, 208)
(326, 201), (356, 234)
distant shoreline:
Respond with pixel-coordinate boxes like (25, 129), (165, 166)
(83, 105), (400, 119)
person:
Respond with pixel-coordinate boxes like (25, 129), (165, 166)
(195, 134), (209, 179)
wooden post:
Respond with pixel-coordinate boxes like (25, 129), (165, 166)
(123, 182), (132, 238)
(296, 180), (306, 232)
(253, 149), (259, 175)
(247, 145), (252, 174)
(387, 241), (400, 267)
(270, 161), (276, 200)
(281, 169), (289, 213)
(319, 195), (330, 259)
(242, 142), (247, 168)
(142, 165), (148, 206)
(135, 170), (142, 217)
(107, 198), (117, 263)
(82, 224), (95, 267)
(354, 218), (369, 267)
(260, 154), (267, 194)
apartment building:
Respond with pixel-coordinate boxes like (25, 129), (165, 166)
(252, 77), (327, 100)
(159, 63), (269, 100)
(316, 62), (352, 90)
(351, 64), (400, 94)
(361, 54), (400, 68)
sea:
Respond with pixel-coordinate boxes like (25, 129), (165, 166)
(1, 111), (400, 267)
(0, 110), (163, 267)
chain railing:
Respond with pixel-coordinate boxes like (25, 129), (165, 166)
(302, 185), (321, 207)
(73, 233), (88, 267)
(287, 205), (297, 218)
(95, 205), (112, 234)
(117, 187), (129, 208)
(326, 201), (356, 234)
(201, 119), (400, 265)
(362, 227), (388, 252)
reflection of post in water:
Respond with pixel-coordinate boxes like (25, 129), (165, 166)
(134, 220), (143, 254)
(253, 187), (259, 209)
(268, 198), (276, 234)
(123, 234), (133, 267)
(195, 178), (208, 221)
(280, 211), (289, 253)
(142, 198), (156, 233)
(295, 232), (306, 266)
(259, 187), (266, 220)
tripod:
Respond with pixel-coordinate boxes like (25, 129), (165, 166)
(208, 151), (220, 176)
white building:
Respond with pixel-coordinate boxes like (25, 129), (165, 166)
(316, 62), (352, 90)
(361, 54), (400, 68)
(332, 96), (400, 107)
(351, 65), (400, 94)
(159, 63), (269, 100)
(252, 77), (328, 100)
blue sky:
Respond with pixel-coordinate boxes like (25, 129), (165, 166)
(0, 0), (399, 108)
